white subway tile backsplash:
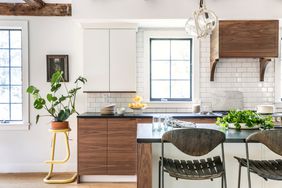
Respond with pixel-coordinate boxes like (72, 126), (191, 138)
(86, 30), (276, 112)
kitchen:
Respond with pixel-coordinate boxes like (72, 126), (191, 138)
(0, 0), (282, 188)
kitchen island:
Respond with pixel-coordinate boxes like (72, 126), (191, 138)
(136, 123), (280, 188)
(76, 112), (220, 182)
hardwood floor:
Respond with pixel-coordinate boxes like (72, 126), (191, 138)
(0, 173), (137, 188)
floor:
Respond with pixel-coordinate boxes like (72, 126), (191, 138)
(0, 173), (137, 188)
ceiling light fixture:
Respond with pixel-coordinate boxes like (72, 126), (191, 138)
(185, 0), (217, 38)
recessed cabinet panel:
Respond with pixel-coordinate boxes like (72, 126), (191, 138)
(83, 29), (110, 92)
(110, 29), (136, 91)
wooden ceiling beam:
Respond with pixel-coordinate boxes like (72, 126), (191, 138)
(23, 0), (46, 8)
(0, 3), (71, 16)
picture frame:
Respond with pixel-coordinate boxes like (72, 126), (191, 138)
(46, 55), (69, 82)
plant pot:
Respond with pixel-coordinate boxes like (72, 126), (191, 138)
(51, 121), (69, 130)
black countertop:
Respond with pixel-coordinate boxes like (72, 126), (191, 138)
(137, 123), (259, 143)
(77, 112), (222, 119)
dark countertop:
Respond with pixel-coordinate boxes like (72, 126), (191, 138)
(77, 112), (222, 119)
(137, 123), (259, 143)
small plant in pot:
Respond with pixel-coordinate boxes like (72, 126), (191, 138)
(26, 71), (87, 129)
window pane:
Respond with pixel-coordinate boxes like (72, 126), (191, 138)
(0, 104), (9, 120)
(11, 86), (22, 103)
(10, 30), (21, 49)
(11, 68), (22, 85)
(151, 81), (170, 98)
(151, 61), (170, 79)
(11, 104), (22, 120)
(171, 61), (191, 79)
(0, 49), (9, 66)
(171, 81), (190, 98)
(151, 40), (170, 60)
(0, 31), (9, 48)
(0, 68), (9, 85)
(0, 86), (9, 103)
(171, 40), (190, 60)
(11, 50), (21, 67)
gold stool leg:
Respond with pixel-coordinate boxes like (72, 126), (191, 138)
(44, 131), (77, 184)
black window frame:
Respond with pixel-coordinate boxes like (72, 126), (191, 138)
(150, 38), (193, 102)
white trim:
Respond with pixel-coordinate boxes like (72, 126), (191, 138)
(143, 29), (200, 108)
(275, 23), (282, 105)
(0, 20), (29, 129)
(80, 22), (138, 30)
(80, 175), (137, 183)
(0, 124), (30, 131)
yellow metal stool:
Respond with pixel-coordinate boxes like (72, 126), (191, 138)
(44, 128), (77, 184)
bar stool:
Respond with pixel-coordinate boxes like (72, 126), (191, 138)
(235, 129), (282, 188)
(159, 128), (227, 188)
(44, 128), (77, 184)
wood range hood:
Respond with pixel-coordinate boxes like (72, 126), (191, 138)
(210, 20), (279, 81)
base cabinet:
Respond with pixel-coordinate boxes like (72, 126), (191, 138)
(108, 119), (137, 175)
(78, 118), (107, 175)
(78, 118), (137, 176)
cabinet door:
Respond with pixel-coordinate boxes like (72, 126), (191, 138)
(78, 118), (107, 175)
(83, 29), (110, 92)
(110, 29), (136, 92)
(108, 118), (137, 175)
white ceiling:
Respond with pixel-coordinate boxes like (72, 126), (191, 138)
(0, 0), (71, 3)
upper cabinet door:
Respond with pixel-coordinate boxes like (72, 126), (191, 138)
(83, 29), (110, 92)
(109, 29), (136, 92)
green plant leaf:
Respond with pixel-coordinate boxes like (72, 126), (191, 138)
(47, 93), (53, 102)
(51, 83), (61, 92)
(35, 114), (40, 124)
(75, 76), (87, 84)
(59, 95), (67, 102)
(51, 70), (63, 84)
(33, 98), (46, 109)
(26, 86), (39, 95)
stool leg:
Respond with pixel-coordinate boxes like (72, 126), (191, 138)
(46, 132), (57, 180)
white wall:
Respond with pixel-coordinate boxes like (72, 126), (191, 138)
(0, 16), (85, 172)
(73, 0), (282, 20)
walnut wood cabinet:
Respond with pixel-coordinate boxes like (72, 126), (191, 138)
(107, 118), (137, 175)
(210, 20), (279, 81)
(78, 118), (138, 177)
(77, 118), (107, 175)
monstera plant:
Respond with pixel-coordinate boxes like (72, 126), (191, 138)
(27, 71), (87, 129)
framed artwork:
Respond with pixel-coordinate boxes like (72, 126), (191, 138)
(46, 55), (69, 82)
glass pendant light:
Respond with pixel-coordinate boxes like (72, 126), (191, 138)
(185, 0), (218, 38)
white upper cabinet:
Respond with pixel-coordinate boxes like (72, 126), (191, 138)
(83, 29), (110, 92)
(83, 28), (136, 92)
(110, 29), (136, 92)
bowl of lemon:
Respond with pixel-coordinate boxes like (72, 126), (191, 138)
(128, 96), (147, 114)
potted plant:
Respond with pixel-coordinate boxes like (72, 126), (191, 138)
(216, 109), (274, 130)
(26, 71), (87, 129)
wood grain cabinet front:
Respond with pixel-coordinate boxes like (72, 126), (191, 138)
(107, 118), (137, 175)
(78, 118), (108, 175)
(78, 118), (138, 176)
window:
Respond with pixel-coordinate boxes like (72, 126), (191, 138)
(0, 21), (29, 127)
(150, 38), (192, 101)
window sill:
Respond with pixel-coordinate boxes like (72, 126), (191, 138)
(0, 123), (30, 131)
(147, 101), (192, 109)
